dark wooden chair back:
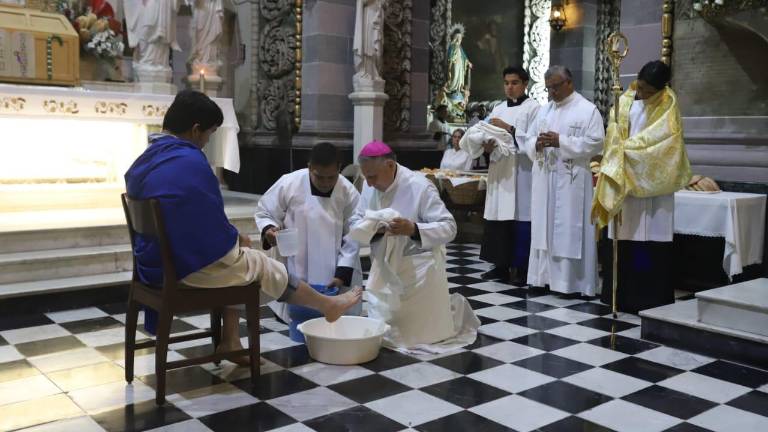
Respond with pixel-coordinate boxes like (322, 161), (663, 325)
(121, 193), (179, 298)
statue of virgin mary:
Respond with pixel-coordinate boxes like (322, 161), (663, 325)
(440, 23), (472, 120)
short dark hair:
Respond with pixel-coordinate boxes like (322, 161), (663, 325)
(436, 104), (448, 112)
(309, 142), (339, 166)
(638, 60), (671, 90)
(162, 90), (224, 135)
(502, 66), (530, 82)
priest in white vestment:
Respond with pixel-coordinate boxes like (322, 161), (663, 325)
(255, 142), (362, 322)
(593, 61), (691, 313)
(519, 66), (605, 296)
(479, 66), (541, 285)
(351, 141), (480, 351)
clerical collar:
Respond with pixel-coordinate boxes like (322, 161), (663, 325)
(310, 181), (333, 197)
(506, 94), (529, 107)
(555, 92), (577, 107)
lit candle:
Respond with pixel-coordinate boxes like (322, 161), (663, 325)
(199, 70), (205, 93)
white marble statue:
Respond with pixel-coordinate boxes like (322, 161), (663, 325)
(123, 0), (182, 79)
(187, 0), (224, 78)
(352, 0), (383, 83)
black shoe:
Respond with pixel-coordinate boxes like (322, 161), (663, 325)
(510, 273), (529, 287)
(482, 266), (510, 281)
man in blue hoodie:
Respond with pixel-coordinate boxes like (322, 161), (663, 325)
(125, 90), (361, 361)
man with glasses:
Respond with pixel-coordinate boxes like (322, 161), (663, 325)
(255, 142), (363, 321)
(517, 66), (605, 297)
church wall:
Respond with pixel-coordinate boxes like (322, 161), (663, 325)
(411, 0), (431, 133)
(616, 0), (768, 183)
(618, 0), (663, 89)
(549, 0), (598, 101)
(300, 0), (357, 134)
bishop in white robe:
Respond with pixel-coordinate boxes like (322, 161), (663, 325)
(479, 66), (541, 284)
(351, 141), (479, 350)
(255, 143), (362, 321)
(519, 66), (605, 296)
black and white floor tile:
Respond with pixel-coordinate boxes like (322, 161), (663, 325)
(2, 243), (768, 431)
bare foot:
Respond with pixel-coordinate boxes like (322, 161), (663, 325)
(322, 286), (363, 323)
(215, 343), (264, 366)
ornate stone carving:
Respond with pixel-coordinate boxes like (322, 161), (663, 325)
(594, 0), (622, 122)
(256, 0), (300, 131)
(0, 97), (26, 112)
(94, 102), (128, 115)
(383, 0), (412, 133)
(429, 0), (451, 106)
(43, 100), (79, 114)
(142, 104), (169, 117)
(523, 0), (551, 104)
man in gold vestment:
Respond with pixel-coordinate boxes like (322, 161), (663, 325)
(592, 60), (691, 313)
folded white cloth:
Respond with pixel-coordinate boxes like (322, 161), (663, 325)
(459, 121), (517, 159)
(349, 208), (480, 353)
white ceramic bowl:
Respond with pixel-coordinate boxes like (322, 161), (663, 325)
(297, 316), (390, 365)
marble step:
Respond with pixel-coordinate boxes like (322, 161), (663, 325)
(640, 299), (768, 370)
(0, 245), (134, 285)
(0, 272), (132, 299)
(697, 278), (768, 337)
(0, 230), (264, 285)
(0, 212), (258, 254)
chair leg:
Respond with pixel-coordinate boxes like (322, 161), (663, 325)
(154, 310), (173, 406)
(210, 309), (222, 365)
(124, 299), (140, 383)
(245, 302), (260, 390)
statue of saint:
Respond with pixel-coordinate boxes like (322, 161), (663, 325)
(441, 23), (472, 120)
(123, 0), (182, 75)
(187, 0), (224, 78)
(352, 0), (383, 83)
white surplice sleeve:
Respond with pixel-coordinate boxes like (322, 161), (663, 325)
(254, 176), (289, 232)
(558, 106), (605, 160)
(337, 186), (361, 269)
(416, 182), (457, 249)
(516, 105), (547, 163)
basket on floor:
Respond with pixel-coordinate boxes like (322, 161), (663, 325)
(441, 178), (483, 205)
(425, 174), (441, 191)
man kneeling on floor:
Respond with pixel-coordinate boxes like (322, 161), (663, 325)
(349, 141), (480, 354)
(124, 90), (361, 362)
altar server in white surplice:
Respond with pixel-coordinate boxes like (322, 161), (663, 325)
(479, 66), (541, 285)
(351, 141), (479, 351)
(518, 66), (605, 296)
(255, 142), (362, 321)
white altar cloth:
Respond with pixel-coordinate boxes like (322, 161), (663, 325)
(674, 190), (766, 278)
(0, 83), (240, 173)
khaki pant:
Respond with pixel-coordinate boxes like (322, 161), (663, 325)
(182, 241), (289, 302)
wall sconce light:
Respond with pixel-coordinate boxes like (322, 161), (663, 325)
(550, 3), (567, 32)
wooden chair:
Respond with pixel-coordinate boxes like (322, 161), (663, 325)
(121, 193), (261, 405)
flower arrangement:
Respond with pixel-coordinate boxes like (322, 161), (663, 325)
(54, 0), (124, 63)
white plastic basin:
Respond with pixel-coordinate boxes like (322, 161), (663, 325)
(297, 316), (390, 365)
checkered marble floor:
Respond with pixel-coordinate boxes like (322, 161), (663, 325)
(2, 243), (768, 431)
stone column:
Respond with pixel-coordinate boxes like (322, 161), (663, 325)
(349, 77), (389, 159)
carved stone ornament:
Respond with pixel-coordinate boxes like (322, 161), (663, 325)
(142, 104), (169, 117)
(0, 97), (26, 112)
(383, 0), (412, 133)
(94, 102), (128, 116)
(594, 0), (622, 122)
(429, 0), (451, 106)
(256, 0), (301, 131)
(523, 0), (552, 104)
(43, 100), (79, 114)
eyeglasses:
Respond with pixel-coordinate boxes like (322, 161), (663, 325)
(545, 79), (569, 92)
